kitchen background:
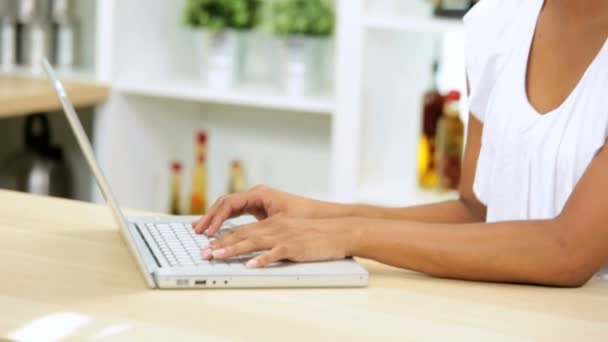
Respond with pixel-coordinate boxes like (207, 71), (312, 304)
(0, 0), (473, 214)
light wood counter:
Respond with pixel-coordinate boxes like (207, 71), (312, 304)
(0, 76), (109, 119)
(0, 190), (607, 341)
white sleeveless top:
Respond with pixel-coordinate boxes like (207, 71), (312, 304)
(465, 0), (608, 224)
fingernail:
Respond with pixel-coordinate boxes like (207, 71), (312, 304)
(246, 258), (259, 268)
(201, 248), (212, 260)
(212, 249), (226, 258)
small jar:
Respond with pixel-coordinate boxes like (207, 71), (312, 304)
(17, 0), (49, 23)
(20, 20), (52, 72)
(54, 19), (79, 69)
(51, 0), (78, 24)
(0, 16), (17, 69)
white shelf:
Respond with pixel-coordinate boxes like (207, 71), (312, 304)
(365, 14), (464, 34)
(358, 184), (458, 207)
(115, 78), (335, 115)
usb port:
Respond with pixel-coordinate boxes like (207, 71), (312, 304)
(194, 280), (207, 285)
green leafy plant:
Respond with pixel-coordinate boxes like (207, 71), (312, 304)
(272, 0), (335, 37)
(183, 0), (262, 32)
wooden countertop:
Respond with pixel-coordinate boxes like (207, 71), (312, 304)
(0, 75), (109, 119)
(0, 190), (607, 341)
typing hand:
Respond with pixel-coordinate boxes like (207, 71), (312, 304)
(200, 217), (354, 268)
(192, 186), (325, 237)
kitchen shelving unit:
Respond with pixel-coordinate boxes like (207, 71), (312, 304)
(1, 0), (468, 211)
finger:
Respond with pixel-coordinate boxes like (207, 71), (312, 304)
(206, 194), (253, 236)
(246, 245), (288, 268)
(201, 227), (249, 260)
(206, 205), (233, 237)
(193, 198), (224, 234)
(193, 214), (211, 234)
(210, 239), (267, 260)
(195, 195), (234, 234)
(209, 219), (265, 249)
(209, 228), (246, 250)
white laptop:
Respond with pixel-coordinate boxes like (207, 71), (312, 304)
(42, 58), (369, 289)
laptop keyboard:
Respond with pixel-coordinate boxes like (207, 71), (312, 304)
(143, 222), (259, 268)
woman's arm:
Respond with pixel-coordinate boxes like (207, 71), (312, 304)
(351, 218), (582, 287)
(381, 134), (608, 287)
(206, 141), (608, 287)
(195, 115), (487, 236)
(354, 142), (608, 287)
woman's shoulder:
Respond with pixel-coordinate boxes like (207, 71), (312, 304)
(464, 0), (532, 121)
(463, 0), (528, 46)
(464, 0), (528, 24)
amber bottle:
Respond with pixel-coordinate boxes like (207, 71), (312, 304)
(190, 132), (208, 215)
(227, 160), (247, 194)
(169, 161), (182, 215)
(435, 90), (464, 191)
(417, 60), (445, 189)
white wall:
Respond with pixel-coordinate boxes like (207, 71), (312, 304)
(91, 0), (335, 212)
(95, 93), (331, 213)
(93, 0), (468, 211)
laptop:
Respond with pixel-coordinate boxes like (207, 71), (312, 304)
(42, 58), (369, 289)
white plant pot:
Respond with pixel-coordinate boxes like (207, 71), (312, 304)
(194, 29), (240, 89)
(283, 36), (321, 97)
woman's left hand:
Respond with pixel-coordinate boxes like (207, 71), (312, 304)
(200, 216), (356, 268)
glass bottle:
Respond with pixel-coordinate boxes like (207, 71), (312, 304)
(1, 15), (17, 70)
(169, 161), (182, 215)
(190, 132), (208, 215)
(227, 160), (247, 194)
(435, 90), (464, 191)
(417, 59), (444, 189)
(51, 0), (79, 70)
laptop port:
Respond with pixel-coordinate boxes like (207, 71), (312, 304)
(194, 280), (207, 285)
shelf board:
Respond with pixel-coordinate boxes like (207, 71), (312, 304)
(0, 76), (110, 119)
(115, 79), (335, 115)
(365, 14), (464, 34)
(358, 184), (458, 207)
(0, 66), (99, 83)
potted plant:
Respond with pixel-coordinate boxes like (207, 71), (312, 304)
(271, 0), (335, 96)
(183, 0), (262, 88)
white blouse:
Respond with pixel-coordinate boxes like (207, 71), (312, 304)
(465, 0), (608, 224)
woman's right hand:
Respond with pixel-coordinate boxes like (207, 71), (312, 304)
(192, 185), (333, 236)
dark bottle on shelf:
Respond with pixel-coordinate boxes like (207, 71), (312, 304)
(433, 0), (479, 19)
(435, 90), (464, 191)
(417, 59), (444, 189)
(169, 161), (182, 215)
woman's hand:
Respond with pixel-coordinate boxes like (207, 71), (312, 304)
(201, 216), (357, 268)
(193, 185), (351, 236)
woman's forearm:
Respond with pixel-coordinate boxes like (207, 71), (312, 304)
(316, 199), (483, 224)
(350, 199), (483, 223)
(347, 217), (600, 287)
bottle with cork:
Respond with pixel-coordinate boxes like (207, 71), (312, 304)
(435, 90), (464, 191)
(227, 160), (247, 194)
(169, 161), (182, 215)
(189, 132), (208, 215)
